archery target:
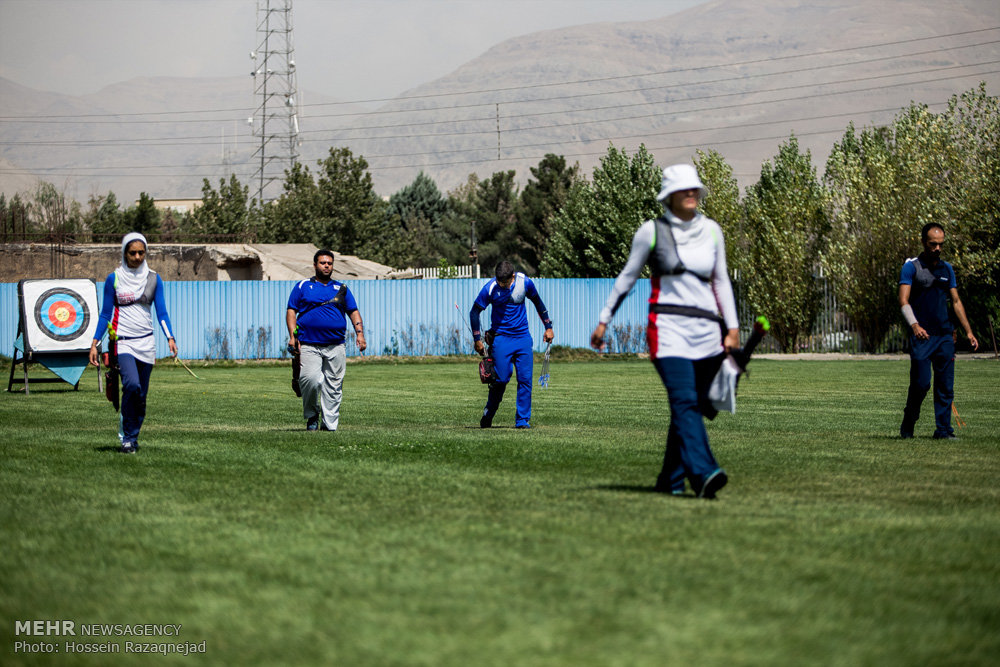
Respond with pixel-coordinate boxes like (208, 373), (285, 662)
(19, 279), (100, 352)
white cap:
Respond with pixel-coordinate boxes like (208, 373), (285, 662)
(656, 163), (707, 202)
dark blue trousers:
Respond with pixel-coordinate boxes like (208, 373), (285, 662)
(653, 354), (725, 493)
(483, 334), (534, 427)
(117, 353), (153, 445)
(902, 335), (955, 437)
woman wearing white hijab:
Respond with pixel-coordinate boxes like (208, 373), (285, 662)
(89, 232), (178, 453)
(590, 164), (739, 499)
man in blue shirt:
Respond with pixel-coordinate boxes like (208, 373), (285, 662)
(898, 223), (978, 440)
(287, 249), (367, 431)
(471, 261), (554, 429)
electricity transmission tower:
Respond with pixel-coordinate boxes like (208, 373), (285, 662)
(250, 0), (300, 204)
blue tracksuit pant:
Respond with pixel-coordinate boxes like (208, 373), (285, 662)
(902, 335), (955, 437)
(483, 334), (534, 427)
(117, 353), (152, 445)
(653, 354), (725, 493)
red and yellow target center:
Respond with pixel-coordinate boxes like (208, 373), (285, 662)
(49, 301), (76, 328)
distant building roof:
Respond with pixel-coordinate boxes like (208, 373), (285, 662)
(142, 198), (203, 214)
(247, 244), (416, 281)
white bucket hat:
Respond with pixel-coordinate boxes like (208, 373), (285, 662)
(656, 163), (708, 202)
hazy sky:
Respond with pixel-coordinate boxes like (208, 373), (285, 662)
(0, 0), (708, 102)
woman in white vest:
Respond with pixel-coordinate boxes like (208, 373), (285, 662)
(89, 232), (178, 453)
(591, 164), (739, 499)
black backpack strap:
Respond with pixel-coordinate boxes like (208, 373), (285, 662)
(297, 280), (347, 317)
(649, 303), (725, 324)
(651, 217), (711, 283)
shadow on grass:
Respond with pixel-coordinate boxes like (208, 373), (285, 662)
(592, 483), (698, 498)
(6, 387), (86, 394)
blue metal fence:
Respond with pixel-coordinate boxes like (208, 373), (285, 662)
(1, 279), (652, 360)
(4, 277), (893, 359)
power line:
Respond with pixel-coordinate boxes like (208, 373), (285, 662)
(275, 36), (1000, 124)
(1, 26), (997, 124)
(0, 89), (959, 177)
(2, 34), (997, 183)
(267, 65), (1000, 144)
(0, 70), (988, 177)
(4, 58), (997, 150)
(319, 26), (1000, 107)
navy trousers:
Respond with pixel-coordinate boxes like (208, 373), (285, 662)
(902, 335), (955, 437)
(117, 353), (153, 445)
(652, 354), (725, 493)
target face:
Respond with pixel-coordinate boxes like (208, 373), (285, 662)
(35, 289), (89, 340)
(19, 279), (100, 352)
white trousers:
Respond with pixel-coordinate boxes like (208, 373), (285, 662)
(299, 343), (346, 430)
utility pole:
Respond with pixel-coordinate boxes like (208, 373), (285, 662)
(470, 219), (479, 279)
(249, 0), (299, 204)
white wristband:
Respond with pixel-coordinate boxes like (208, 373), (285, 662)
(901, 304), (918, 326)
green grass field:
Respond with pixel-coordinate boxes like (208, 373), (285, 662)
(2, 356), (998, 666)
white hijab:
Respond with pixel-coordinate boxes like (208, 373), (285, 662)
(116, 231), (150, 294)
(662, 206), (709, 247)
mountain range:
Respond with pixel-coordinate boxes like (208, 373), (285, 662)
(1, 0), (998, 206)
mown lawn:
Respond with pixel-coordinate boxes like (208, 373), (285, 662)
(2, 356), (998, 666)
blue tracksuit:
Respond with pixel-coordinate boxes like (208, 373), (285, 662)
(470, 273), (552, 427)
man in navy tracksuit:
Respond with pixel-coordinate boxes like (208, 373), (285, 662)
(898, 223), (978, 439)
(471, 261), (554, 429)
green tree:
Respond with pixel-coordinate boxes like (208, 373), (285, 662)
(471, 170), (521, 271)
(359, 211), (438, 269)
(28, 181), (82, 238)
(261, 161), (322, 244)
(188, 174), (257, 240)
(823, 86), (999, 351)
(518, 154), (579, 275)
(694, 149), (745, 275)
(362, 171), (449, 268)
(540, 144), (660, 278)
(386, 171), (447, 232)
(314, 147), (383, 253)
(442, 170), (523, 272)
(823, 123), (916, 351)
(940, 83), (1000, 335)
(125, 192), (161, 239)
(437, 174), (482, 268)
(159, 209), (182, 243)
(86, 192), (128, 241)
(0, 193), (33, 240)
(261, 148), (384, 254)
(743, 135), (829, 352)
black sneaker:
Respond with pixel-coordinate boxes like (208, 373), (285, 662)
(306, 416), (319, 431)
(699, 469), (728, 499)
(480, 414), (493, 429)
(899, 430), (914, 439)
(120, 442), (137, 454)
(933, 432), (958, 440)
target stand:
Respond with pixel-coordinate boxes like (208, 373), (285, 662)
(7, 279), (101, 394)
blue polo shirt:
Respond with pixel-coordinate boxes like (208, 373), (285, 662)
(900, 254), (956, 336)
(470, 273), (551, 341)
(287, 278), (358, 345)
